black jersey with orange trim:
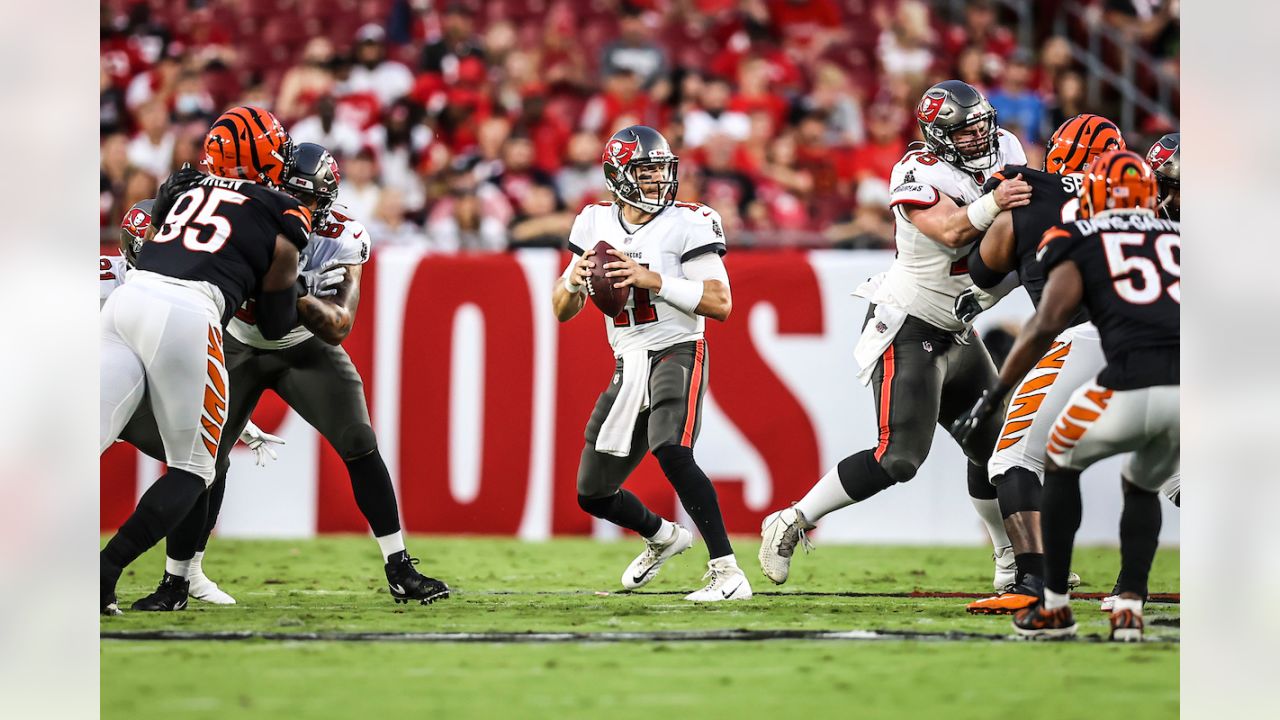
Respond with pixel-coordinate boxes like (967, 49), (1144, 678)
(1037, 213), (1180, 389)
(137, 175), (311, 324)
(983, 166), (1087, 322)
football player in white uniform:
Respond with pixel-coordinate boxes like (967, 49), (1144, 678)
(130, 143), (449, 611)
(551, 125), (750, 602)
(103, 199), (287, 605)
(760, 80), (1033, 588)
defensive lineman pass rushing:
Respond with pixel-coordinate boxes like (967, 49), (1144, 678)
(124, 142), (449, 611)
(952, 150), (1180, 641)
(552, 125), (751, 601)
(951, 114), (1127, 614)
(759, 80), (1031, 590)
(100, 106), (311, 615)
(102, 199), (295, 604)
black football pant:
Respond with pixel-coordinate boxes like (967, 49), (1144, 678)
(835, 309), (1004, 502)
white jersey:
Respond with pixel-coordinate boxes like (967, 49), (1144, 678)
(567, 201), (727, 356)
(228, 205), (371, 350)
(99, 255), (129, 308)
(884, 130), (1026, 331)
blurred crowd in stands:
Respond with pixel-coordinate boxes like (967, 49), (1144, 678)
(101, 0), (1179, 251)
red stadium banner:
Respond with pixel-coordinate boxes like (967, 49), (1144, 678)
(100, 249), (1174, 546)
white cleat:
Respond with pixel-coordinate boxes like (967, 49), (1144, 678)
(187, 572), (237, 604)
(1099, 594), (1119, 612)
(758, 506), (815, 585)
(685, 557), (753, 602)
(621, 524), (694, 590)
(1067, 571), (1082, 589)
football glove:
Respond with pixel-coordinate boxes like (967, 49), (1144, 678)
(299, 265), (347, 298)
(239, 422), (285, 467)
(152, 163), (206, 226)
(949, 386), (1007, 452)
(953, 285), (999, 324)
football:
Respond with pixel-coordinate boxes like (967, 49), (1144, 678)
(586, 240), (630, 318)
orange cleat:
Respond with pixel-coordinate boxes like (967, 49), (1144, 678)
(966, 591), (1039, 615)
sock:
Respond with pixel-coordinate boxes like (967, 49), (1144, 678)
(1043, 588), (1070, 611)
(578, 490), (664, 537)
(710, 554), (739, 569)
(1041, 468), (1083, 596)
(344, 449), (402, 538)
(970, 496), (1012, 550)
(165, 556), (192, 577)
(835, 449), (897, 503)
(101, 469), (206, 583)
(993, 467), (1044, 578)
(197, 476), (227, 553)
(644, 518), (676, 543)
(376, 531), (407, 561)
(653, 446), (733, 560)
(794, 465), (855, 522)
(164, 485), (209, 563)
(190, 551), (206, 576)
(1116, 478), (1162, 600)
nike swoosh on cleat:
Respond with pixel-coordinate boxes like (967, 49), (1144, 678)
(631, 567), (655, 585)
(389, 583), (406, 595)
(721, 581), (743, 599)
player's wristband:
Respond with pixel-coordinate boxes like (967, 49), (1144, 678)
(966, 192), (1001, 232)
(565, 276), (585, 295)
(657, 275), (704, 314)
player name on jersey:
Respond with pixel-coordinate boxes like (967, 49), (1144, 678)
(567, 202), (726, 356)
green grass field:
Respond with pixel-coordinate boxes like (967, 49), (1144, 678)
(101, 536), (1178, 719)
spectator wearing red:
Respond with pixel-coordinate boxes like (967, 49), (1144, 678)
(275, 38), (336, 123)
(941, 0), (1017, 62)
(580, 68), (655, 138)
(849, 103), (907, 184)
(513, 86), (572, 175)
(696, 133), (757, 221)
(728, 58), (790, 133)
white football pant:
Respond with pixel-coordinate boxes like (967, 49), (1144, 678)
(100, 271), (228, 484)
(1045, 379), (1180, 491)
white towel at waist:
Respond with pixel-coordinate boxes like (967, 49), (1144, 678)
(853, 273), (908, 387)
(595, 348), (651, 457)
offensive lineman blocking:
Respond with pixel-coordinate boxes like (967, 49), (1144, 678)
(553, 125), (751, 601)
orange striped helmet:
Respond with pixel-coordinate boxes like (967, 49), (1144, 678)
(202, 106), (293, 187)
(1080, 149), (1158, 219)
(1044, 114), (1125, 175)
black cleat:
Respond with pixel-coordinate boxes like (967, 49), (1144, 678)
(385, 551), (450, 605)
(1013, 600), (1078, 640)
(131, 572), (190, 612)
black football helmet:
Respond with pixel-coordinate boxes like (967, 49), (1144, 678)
(281, 142), (341, 228)
(1145, 133), (1179, 221)
(601, 125), (678, 214)
(118, 198), (154, 267)
(915, 80), (1001, 173)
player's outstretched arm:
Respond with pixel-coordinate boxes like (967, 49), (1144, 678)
(552, 251), (593, 322)
(298, 264), (361, 345)
(906, 174), (1032, 248)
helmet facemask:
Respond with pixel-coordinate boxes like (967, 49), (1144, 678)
(933, 114), (999, 173)
(607, 158), (679, 214)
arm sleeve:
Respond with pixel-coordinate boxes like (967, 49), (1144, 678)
(682, 252), (729, 288)
(254, 285), (300, 341)
(966, 242), (1007, 289)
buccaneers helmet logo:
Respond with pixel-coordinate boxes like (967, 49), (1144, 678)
(1145, 143), (1174, 172)
(917, 94), (945, 123)
(122, 207), (151, 238)
(603, 138), (639, 166)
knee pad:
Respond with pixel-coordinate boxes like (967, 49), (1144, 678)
(993, 466), (1042, 517)
(967, 462), (997, 500)
(878, 455), (919, 484)
(837, 450), (899, 501)
(577, 493), (615, 519)
(337, 423), (378, 460)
